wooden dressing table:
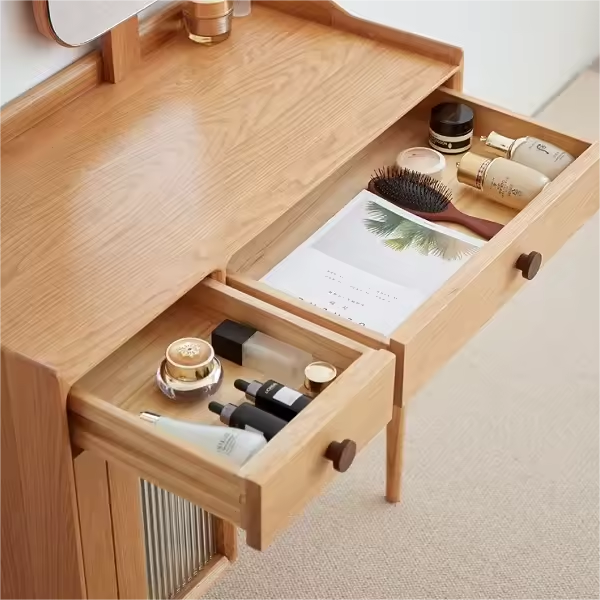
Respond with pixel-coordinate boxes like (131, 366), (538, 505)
(2, 2), (598, 598)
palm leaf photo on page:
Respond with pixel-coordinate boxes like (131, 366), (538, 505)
(262, 190), (484, 335)
(363, 201), (479, 261)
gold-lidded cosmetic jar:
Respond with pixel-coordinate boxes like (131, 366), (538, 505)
(183, 0), (233, 46)
(304, 361), (337, 397)
(156, 338), (224, 402)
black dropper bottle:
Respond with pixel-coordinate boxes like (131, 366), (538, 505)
(234, 378), (311, 422)
(208, 401), (286, 441)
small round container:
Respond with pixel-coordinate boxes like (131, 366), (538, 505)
(183, 0), (233, 46)
(429, 102), (474, 155)
(396, 147), (446, 181)
(156, 338), (224, 401)
(304, 361), (337, 397)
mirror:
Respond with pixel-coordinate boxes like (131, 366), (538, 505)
(34, 0), (160, 46)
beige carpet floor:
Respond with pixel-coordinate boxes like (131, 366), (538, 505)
(207, 69), (599, 600)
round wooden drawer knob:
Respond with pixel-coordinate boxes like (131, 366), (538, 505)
(516, 251), (542, 280)
(325, 439), (356, 473)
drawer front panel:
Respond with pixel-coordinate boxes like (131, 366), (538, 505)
(392, 142), (599, 403)
(240, 349), (395, 550)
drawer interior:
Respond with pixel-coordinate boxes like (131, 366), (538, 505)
(229, 88), (591, 283)
(227, 87), (596, 398)
(69, 278), (394, 549)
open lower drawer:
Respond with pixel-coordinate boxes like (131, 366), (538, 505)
(227, 87), (599, 404)
(68, 279), (395, 550)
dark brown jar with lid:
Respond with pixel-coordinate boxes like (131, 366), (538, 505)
(429, 102), (474, 155)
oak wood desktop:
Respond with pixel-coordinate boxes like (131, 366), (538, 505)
(1, 2), (597, 598)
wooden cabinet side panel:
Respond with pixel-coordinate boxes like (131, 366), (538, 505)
(0, 349), (85, 599)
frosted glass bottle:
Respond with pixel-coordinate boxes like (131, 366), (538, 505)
(457, 153), (550, 210)
(212, 320), (313, 389)
(139, 412), (266, 466)
(242, 331), (312, 389)
(481, 131), (574, 180)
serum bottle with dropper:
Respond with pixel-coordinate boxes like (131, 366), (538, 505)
(480, 131), (574, 180)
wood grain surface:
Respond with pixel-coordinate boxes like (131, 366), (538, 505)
(241, 348), (395, 549)
(3, 2), (183, 144)
(69, 279), (389, 549)
(0, 52), (103, 144)
(174, 556), (230, 599)
(107, 463), (148, 599)
(215, 519), (238, 563)
(1, 4), (457, 386)
(1, 350), (84, 599)
(74, 453), (119, 599)
(385, 405), (406, 503)
(226, 88), (596, 407)
(258, 0), (463, 67)
(102, 16), (142, 83)
(392, 141), (599, 403)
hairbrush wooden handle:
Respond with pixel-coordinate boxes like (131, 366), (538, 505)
(450, 212), (504, 240)
(433, 204), (504, 240)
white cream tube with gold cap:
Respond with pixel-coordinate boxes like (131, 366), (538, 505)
(139, 412), (266, 466)
(457, 152), (550, 210)
(480, 131), (574, 180)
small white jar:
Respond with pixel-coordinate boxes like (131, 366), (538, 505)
(396, 147), (446, 180)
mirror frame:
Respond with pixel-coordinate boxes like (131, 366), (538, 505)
(33, 0), (158, 47)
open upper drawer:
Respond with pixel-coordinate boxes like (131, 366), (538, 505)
(226, 87), (599, 404)
(69, 279), (395, 551)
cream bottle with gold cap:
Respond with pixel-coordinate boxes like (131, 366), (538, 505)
(457, 152), (550, 210)
(480, 131), (574, 180)
(183, 0), (233, 45)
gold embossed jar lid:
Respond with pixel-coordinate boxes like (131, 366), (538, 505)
(165, 338), (215, 382)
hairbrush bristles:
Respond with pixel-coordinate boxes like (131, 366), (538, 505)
(368, 167), (453, 214)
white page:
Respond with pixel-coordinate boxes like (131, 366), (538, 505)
(262, 190), (485, 336)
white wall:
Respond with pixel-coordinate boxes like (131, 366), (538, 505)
(1, 0), (93, 105)
(340, 0), (599, 115)
(1, 0), (599, 114)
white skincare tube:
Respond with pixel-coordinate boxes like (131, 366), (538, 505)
(140, 412), (266, 466)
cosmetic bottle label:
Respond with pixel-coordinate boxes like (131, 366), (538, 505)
(274, 387), (303, 406)
(216, 431), (238, 456)
(265, 383), (304, 406)
(429, 129), (472, 154)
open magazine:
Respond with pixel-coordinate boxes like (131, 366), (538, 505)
(261, 190), (485, 336)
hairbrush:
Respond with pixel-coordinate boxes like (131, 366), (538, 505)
(367, 166), (503, 240)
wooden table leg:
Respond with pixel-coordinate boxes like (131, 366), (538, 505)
(215, 519), (238, 563)
(385, 405), (405, 503)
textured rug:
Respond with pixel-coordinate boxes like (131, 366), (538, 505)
(206, 69), (599, 600)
